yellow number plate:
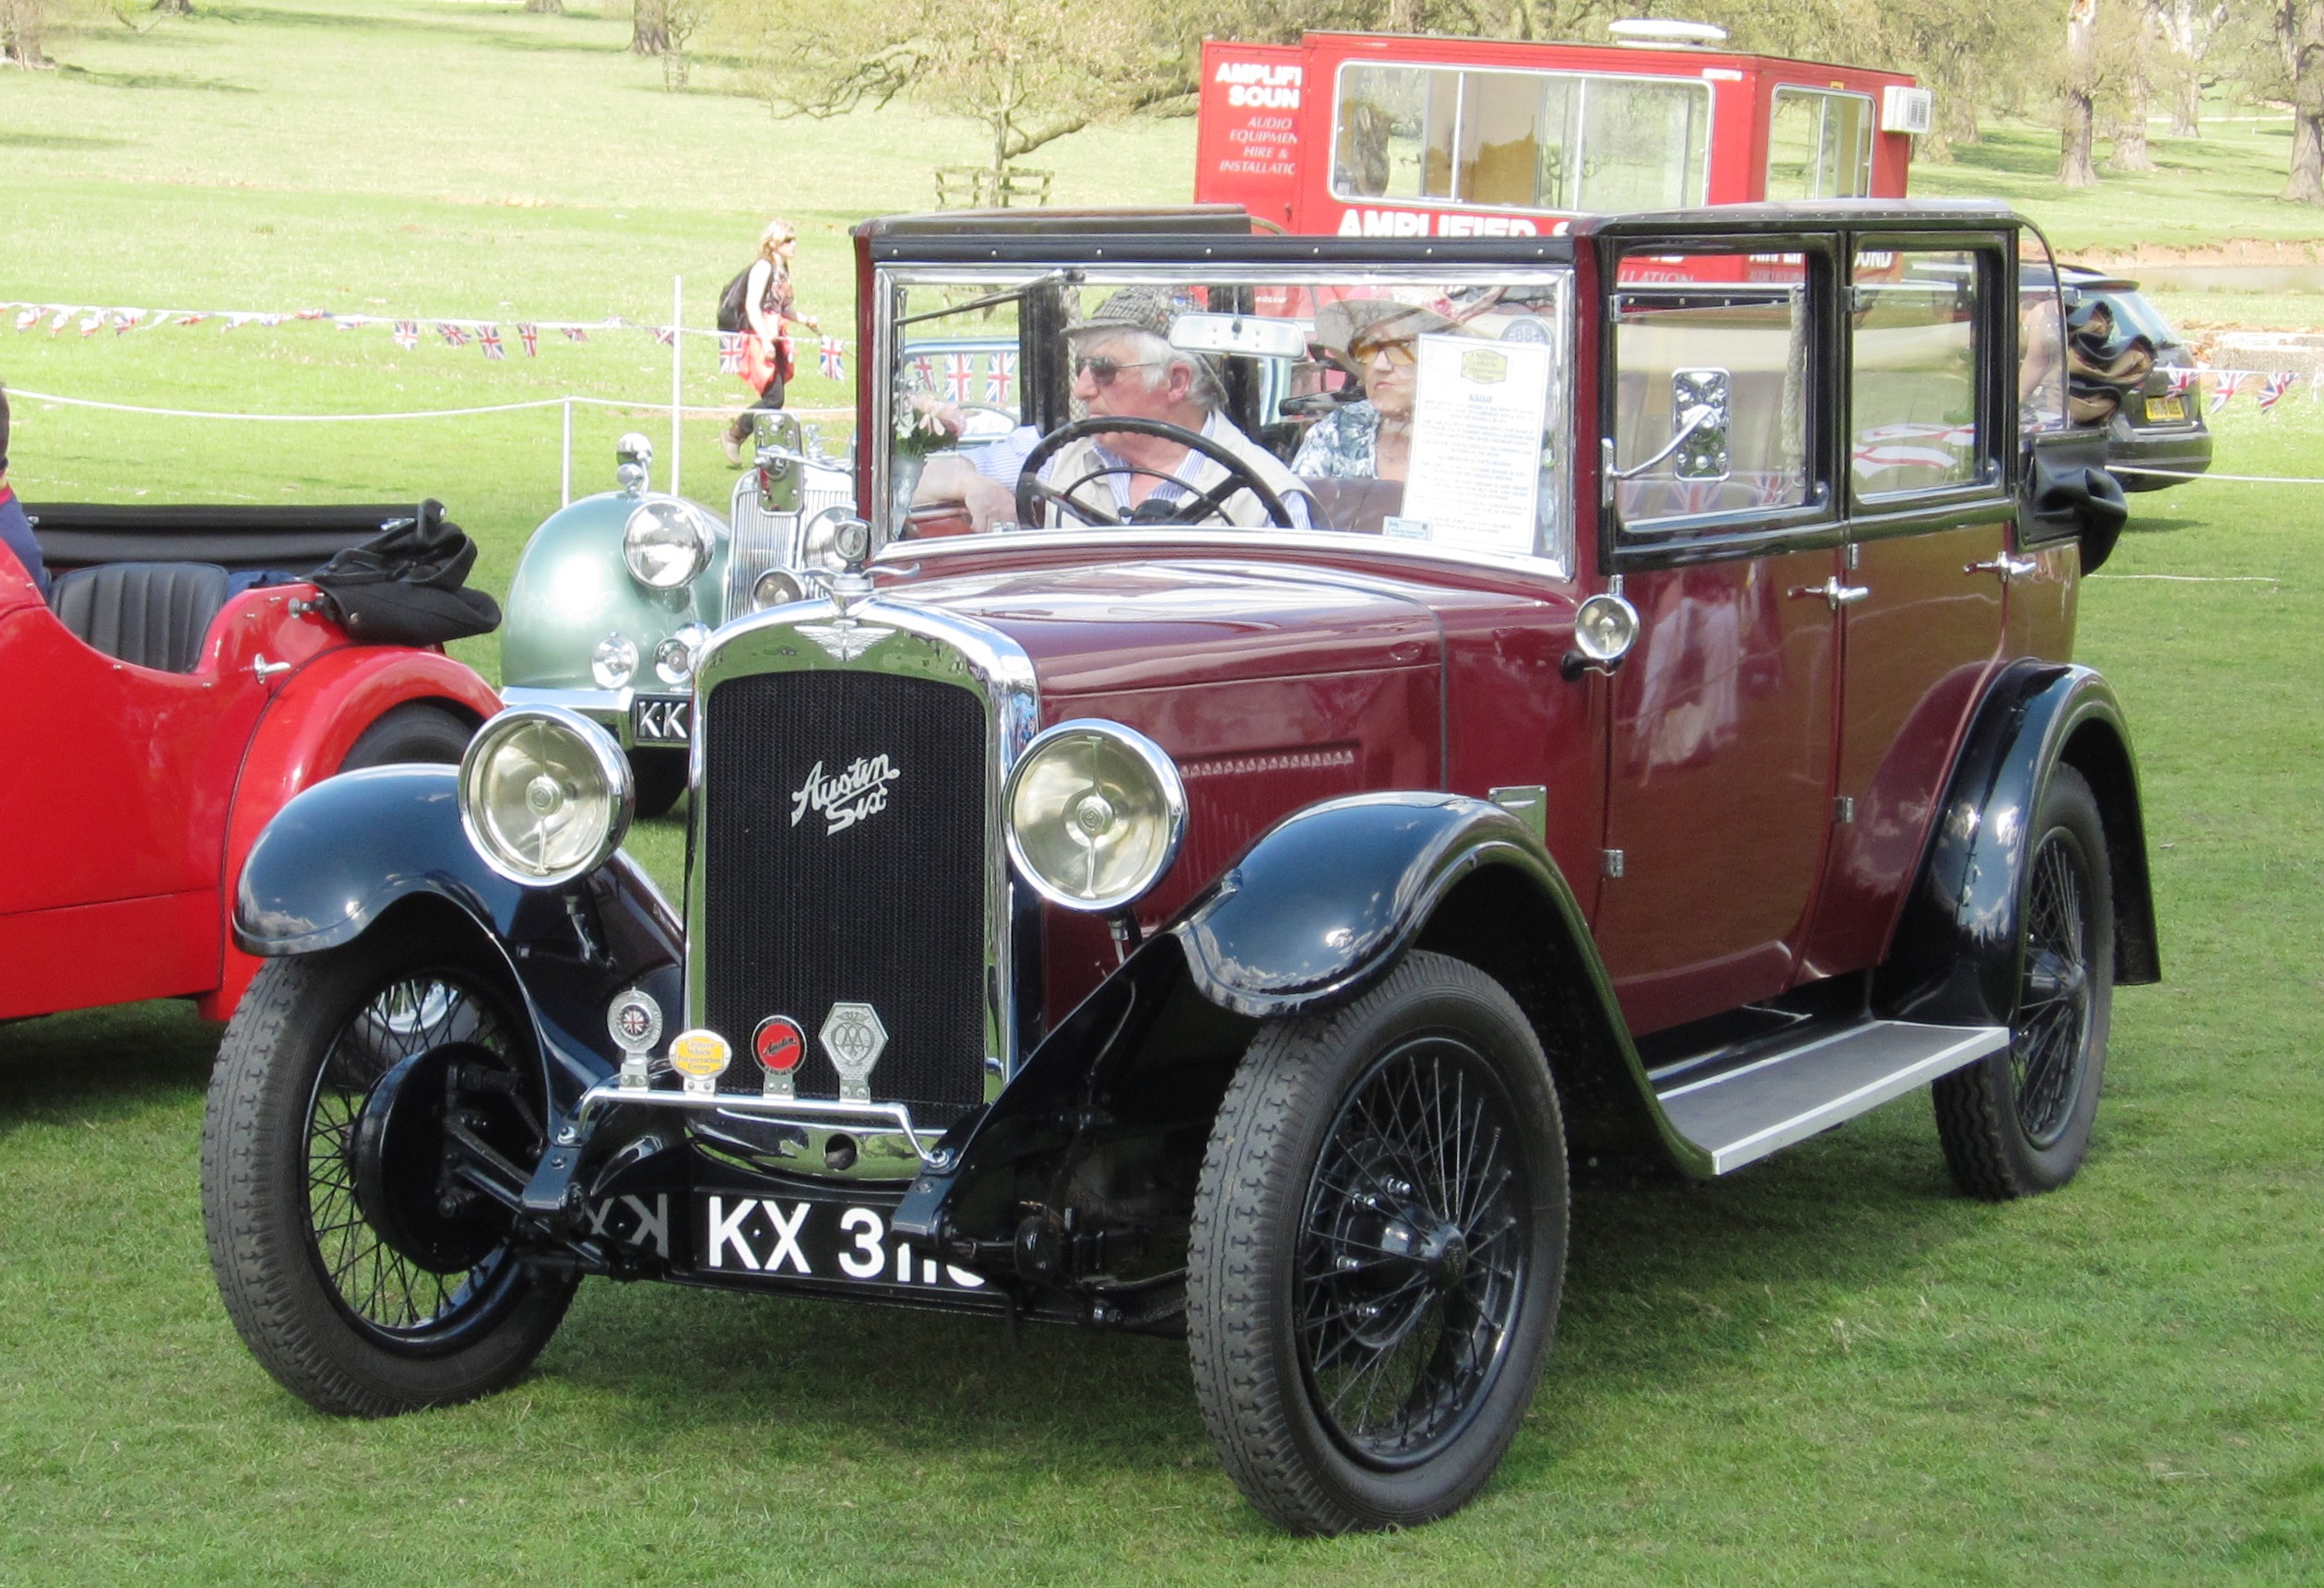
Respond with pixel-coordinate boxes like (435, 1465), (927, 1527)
(2146, 396), (2186, 422)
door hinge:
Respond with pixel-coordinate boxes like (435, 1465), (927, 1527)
(1601, 848), (1626, 879)
(1833, 795), (1856, 825)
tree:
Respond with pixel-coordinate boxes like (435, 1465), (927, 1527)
(633, 0), (667, 55)
(2110, 0), (2161, 168)
(2, 0), (54, 64)
(2276, 0), (2324, 200)
(734, 0), (1192, 179)
(2060, 0), (2102, 184)
(524, 0), (563, 15)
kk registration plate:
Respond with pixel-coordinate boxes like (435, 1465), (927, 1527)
(631, 694), (691, 744)
(2146, 395), (2186, 422)
(694, 1187), (992, 1296)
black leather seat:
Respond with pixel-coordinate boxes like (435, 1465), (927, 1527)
(50, 561), (233, 673)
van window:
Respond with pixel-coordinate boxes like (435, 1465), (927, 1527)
(1334, 63), (1710, 211)
(1765, 89), (1873, 200)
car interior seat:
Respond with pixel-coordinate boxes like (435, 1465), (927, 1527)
(50, 561), (233, 673)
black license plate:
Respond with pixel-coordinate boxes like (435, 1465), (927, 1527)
(693, 1186), (992, 1296)
(631, 694), (692, 744)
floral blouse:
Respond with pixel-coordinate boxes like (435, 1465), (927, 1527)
(1289, 401), (1381, 479)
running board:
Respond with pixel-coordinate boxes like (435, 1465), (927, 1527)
(1655, 1020), (2009, 1174)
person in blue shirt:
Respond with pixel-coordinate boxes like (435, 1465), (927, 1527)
(0, 383), (53, 600)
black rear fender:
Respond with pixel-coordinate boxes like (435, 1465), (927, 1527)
(1878, 662), (2159, 1025)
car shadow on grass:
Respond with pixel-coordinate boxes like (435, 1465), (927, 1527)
(0, 999), (219, 1144)
(517, 1103), (1994, 1498)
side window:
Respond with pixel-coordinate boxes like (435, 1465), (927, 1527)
(1849, 246), (1989, 499)
(1611, 253), (1815, 527)
(2017, 232), (2069, 433)
(1334, 65), (1450, 199)
(1766, 89), (1873, 200)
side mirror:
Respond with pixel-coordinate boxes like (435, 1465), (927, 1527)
(753, 411), (806, 515)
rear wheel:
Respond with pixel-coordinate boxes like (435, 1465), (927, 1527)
(339, 703), (473, 771)
(1933, 764), (2116, 1199)
(200, 926), (575, 1416)
(628, 748), (688, 819)
(1187, 951), (1568, 1534)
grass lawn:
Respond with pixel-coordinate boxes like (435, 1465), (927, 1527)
(2, 3), (2322, 1581)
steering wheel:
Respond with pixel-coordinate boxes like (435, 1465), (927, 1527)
(1014, 416), (1295, 529)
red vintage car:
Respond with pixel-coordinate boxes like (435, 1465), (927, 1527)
(200, 202), (2150, 1535)
(0, 504), (502, 1023)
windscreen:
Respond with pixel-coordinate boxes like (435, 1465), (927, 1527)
(883, 269), (1575, 567)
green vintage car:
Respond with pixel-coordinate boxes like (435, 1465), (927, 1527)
(499, 423), (856, 814)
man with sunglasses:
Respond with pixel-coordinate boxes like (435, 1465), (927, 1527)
(1037, 288), (1316, 530)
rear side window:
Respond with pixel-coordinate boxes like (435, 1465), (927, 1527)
(1610, 253), (1815, 526)
(1850, 246), (1991, 498)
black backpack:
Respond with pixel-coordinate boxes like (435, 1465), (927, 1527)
(716, 265), (754, 334)
(309, 502), (501, 646)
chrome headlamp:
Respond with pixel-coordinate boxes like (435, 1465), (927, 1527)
(622, 499), (715, 589)
(1003, 720), (1186, 913)
(458, 706), (634, 886)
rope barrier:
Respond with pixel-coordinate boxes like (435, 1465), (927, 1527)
(9, 387), (854, 423)
(2112, 465), (2324, 483)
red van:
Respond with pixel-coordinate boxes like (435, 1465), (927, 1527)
(1196, 28), (1927, 235)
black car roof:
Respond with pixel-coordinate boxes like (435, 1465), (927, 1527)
(858, 200), (2028, 266)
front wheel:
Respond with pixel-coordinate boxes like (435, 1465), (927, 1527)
(1187, 951), (1569, 1535)
(200, 926), (575, 1416)
(1933, 764), (2116, 1199)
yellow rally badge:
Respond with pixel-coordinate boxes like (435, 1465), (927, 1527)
(669, 1028), (732, 1095)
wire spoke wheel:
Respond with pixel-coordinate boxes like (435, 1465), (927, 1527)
(1931, 764), (2116, 1201)
(202, 930), (578, 1416)
(302, 972), (523, 1340)
(2010, 833), (2093, 1147)
(1297, 1039), (1525, 1466)
(1189, 952), (1567, 1535)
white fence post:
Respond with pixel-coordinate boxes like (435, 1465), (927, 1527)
(561, 396), (573, 508)
(670, 274), (683, 500)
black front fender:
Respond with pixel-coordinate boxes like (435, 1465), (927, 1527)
(235, 765), (684, 1108)
(1175, 792), (1573, 1018)
(1879, 662), (2158, 1025)
(895, 793), (1696, 1249)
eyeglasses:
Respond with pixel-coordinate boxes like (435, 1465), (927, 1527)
(1073, 355), (1160, 386)
(1351, 336), (1418, 366)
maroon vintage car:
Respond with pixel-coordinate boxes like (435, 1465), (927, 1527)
(199, 202), (2152, 1535)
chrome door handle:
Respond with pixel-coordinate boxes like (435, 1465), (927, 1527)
(1965, 555), (2039, 581)
(1789, 576), (1870, 610)
(253, 656), (293, 680)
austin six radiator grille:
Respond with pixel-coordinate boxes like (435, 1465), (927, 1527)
(700, 670), (988, 1122)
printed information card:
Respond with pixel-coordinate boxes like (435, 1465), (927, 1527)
(1399, 335), (1554, 556)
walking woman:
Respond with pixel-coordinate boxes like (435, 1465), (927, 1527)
(723, 219), (820, 466)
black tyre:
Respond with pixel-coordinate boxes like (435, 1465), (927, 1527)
(1187, 951), (1569, 1535)
(1933, 764), (2116, 1199)
(338, 702), (474, 772)
(200, 927), (576, 1416)
(628, 748), (688, 820)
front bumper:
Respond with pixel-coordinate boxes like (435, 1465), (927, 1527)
(2108, 421), (2214, 492)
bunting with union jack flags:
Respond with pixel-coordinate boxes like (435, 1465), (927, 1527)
(985, 350), (1017, 406)
(2208, 371), (2248, 414)
(518, 324), (539, 357)
(480, 325), (504, 361)
(717, 332), (744, 375)
(438, 323), (469, 348)
(819, 337), (846, 380)
(943, 352), (976, 404)
(2258, 370), (2294, 412)
(393, 321), (419, 350)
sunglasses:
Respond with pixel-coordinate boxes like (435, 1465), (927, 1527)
(1073, 355), (1161, 386)
(1351, 336), (1418, 366)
